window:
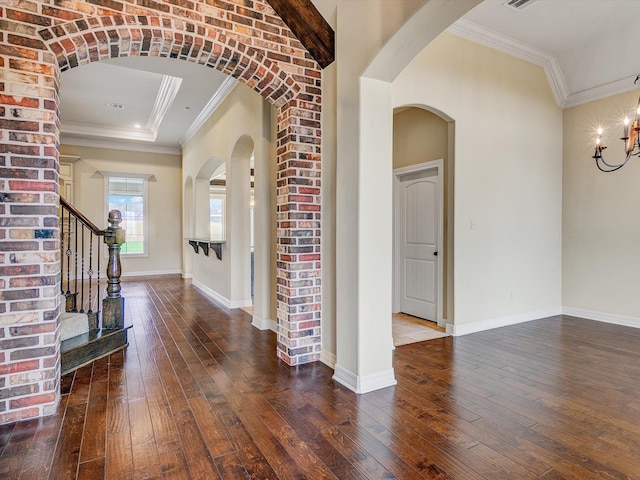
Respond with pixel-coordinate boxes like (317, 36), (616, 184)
(209, 194), (225, 241)
(107, 176), (147, 255)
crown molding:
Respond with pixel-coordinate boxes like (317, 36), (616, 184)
(180, 76), (238, 146)
(60, 134), (180, 155)
(147, 75), (183, 134)
(563, 76), (640, 109)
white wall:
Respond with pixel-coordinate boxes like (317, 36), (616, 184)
(394, 32), (563, 331)
(181, 82), (275, 314)
(59, 144), (182, 276)
(563, 89), (640, 323)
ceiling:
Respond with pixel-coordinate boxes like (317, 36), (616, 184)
(59, 0), (639, 153)
(59, 56), (236, 155)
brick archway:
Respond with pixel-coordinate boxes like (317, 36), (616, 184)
(0, 1), (322, 423)
(40, 15), (301, 108)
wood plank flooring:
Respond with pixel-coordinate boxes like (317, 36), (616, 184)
(2, 275), (640, 479)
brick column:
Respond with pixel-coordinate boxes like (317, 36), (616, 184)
(275, 96), (322, 365)
(0, 23), (62, 423)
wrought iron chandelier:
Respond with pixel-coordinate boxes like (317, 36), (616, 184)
(592, 78), (640, 172)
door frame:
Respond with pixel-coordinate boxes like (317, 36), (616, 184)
(393, 159), (444, 327)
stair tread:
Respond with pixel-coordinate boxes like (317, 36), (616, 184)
(61, 324), (132, 352)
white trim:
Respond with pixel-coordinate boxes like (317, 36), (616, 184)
(332, 365), (397, 394)
(147, 75), (183, 135)
(191, 279), (231, 310)
(60, 134), (180, 155)
(62, 121), (157, 143)
(320, 350), (336, 369)
(98, 170), (154, 180)
(180, 76), (238, 146)
(562, 307), (640, 330)
(393, 159), (445, 327)
(120, 269), (182, 278)
(445, 306), (562, 336)
(230, 298), (253, 309)
(251, 315), (277, 332)
(563, 77), (640, 109)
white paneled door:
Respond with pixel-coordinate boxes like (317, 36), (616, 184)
(396, 164), (441, 322)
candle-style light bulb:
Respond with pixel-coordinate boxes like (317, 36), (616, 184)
(596, 137), (601, 145)
(624, 117), (630, 138)
(597, 127), (603, 135)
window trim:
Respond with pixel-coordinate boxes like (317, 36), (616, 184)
(103, 172), (150, 257)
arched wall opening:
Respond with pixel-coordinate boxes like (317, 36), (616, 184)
(228, 135), (254, 307)
(392, 105), (455, 326)
(0, 3), (322, 423)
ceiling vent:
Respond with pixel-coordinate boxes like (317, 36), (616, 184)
(504, 0), (538, 10)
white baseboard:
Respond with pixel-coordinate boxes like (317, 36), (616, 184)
(332, 364), (397, 394)
(230, 298), (253, 309)
(191, 279), (231, 310)
(320, 350), (336, 369)
(121, 269), (182, 278)
(251, 315), (277, 332)
(182, 272), (193, 279)
(563, 307), (640, 329)
(191, 280), (253, 311)
(446, 306), (562, 336)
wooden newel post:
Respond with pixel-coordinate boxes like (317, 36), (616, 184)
(102, 209), (125, 330)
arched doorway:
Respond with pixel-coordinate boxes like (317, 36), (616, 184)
(0, 2), (328, 423)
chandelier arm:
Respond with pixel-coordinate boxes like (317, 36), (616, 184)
(596, 152), (631, 172)
(599, 151), (632, 169)
(596, 160), (625, 172)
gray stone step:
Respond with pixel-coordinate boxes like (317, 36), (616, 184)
(60, 311), (89, 342)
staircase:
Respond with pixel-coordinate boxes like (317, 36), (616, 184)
(59, 199), (130, 375)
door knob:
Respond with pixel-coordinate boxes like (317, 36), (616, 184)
(434, 251), (438, 256)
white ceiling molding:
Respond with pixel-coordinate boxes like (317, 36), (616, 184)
(60, 134), (180, 155)
(147, 75), (183, 134)
(180, 76), (238, 146)
(61, 74), (182, 143)
(62, 120), (157, 142)
(563, 76), (640, 109)
(448, 18), (568, 107)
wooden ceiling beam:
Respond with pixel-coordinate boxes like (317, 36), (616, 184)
(266, 0), (335, 69)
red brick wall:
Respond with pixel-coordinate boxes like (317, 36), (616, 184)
(0, 0), (322, 424)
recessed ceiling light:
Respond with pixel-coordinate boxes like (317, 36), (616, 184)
(133, 123), (141, 128)
(107, 102), (125, 109)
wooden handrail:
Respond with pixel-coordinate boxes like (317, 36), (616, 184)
(60, 197), (106, 235)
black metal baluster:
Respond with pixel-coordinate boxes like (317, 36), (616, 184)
(97, 238), (101, 328)
(87, 231), (94, 315)
(80, 225), (85, 313)
(66, 208), (72, 297)
(74, 217), (78, 310)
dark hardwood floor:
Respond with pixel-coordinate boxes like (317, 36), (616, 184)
(2, 276), (640, 479)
